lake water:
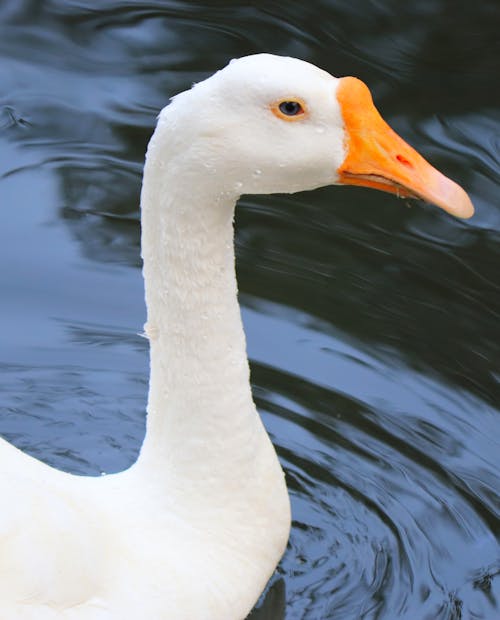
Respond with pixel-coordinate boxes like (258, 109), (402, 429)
(1, 1), (499, 618)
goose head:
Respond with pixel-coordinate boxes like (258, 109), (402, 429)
(160, 53), (473, 218)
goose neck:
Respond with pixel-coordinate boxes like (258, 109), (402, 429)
(136, 157), (264, 486)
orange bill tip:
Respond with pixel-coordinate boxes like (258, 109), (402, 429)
(336, 77), (474, 219)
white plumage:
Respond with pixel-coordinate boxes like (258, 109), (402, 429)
(0, 54), (472, 619)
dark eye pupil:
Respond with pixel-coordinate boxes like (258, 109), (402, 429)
(279, 101), (302, 116)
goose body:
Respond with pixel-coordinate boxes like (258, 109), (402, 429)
(0, 54), (473, 619)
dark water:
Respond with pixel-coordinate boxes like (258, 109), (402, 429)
(1, 1), (499, 618)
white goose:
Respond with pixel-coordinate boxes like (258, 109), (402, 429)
(0, 54), (473, 620)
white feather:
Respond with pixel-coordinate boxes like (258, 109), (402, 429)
(0, 54), (350, 619)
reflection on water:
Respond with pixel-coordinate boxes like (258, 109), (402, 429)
(1, 0), (499, 618)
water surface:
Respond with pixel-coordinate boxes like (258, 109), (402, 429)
(1, 1), (499, 618)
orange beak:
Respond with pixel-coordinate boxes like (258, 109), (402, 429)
(336, 77), (474, 219)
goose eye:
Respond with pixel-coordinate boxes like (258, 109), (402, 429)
(271, 98), (307, 122)
(278, 101), (303, 116)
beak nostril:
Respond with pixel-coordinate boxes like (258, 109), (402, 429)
(396, 154), (412, 167)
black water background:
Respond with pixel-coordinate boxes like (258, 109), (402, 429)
(1, 1), (499, 618)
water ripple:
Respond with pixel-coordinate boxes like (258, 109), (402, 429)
(254, 359), (499, 619)
(0, 1), (498, 618)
